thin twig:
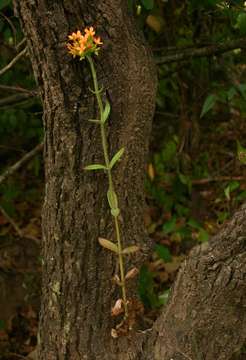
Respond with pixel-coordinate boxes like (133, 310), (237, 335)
(155, 38), (246, 65)
(0, 93), (33, 107)
(192, 175), (245, 185)
(0, 206), (40, 245)
(16, 37), (26, 51)
(0, 84), (36, 95)
(155, 111), (179, 118)
(24, 234), (40, 245)
(0, 145), (25, 153)
(0, 205), (23, 237)
(0, 142), (43, 185)
(0, 47), (28, 77)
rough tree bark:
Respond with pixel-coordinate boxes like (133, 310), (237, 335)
(14, 1), (246, 359)
(146, 205), (246, 360)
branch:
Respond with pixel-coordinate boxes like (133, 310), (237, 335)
(0, 205), (22, 237)
(155, 37), (246, 65)
(0, 46), (28, 76)
(0, 84), (36, 95)
(192, 175), (245, 185)
(0, 142), (43, 185)
(0, 204), (40, 245)
(0, 93), (35, 107)
(16, 37), (26, 51)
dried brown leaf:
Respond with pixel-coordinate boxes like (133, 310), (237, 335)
(122, 245), (139, 255)
(125, 267), (139, 280)
(111, 328), (118, 338)
(111, 298), (124, 317)
(98, 238), (118, 253)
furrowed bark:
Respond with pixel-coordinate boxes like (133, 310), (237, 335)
(145, 204), (246, 360)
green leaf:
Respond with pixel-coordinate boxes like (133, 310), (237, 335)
(136, 5), (142, 15)
(178, 173), (192, 193)
(198, 228), (209, 243)
(236, 190), (246, 201)
(224, 181), (240, 200)
(122, 245), (140, 255)
(236, 83), (246, 101)
(161, 140), (177, 163)
(224, 185), (231, 201)
(188, 218), (202, 230)
(236, 12), (246, 35)
(89, 86), (104, 94)
(98, 237), (119, 253)
(200, 94), (217, 118)
(138, 265), (162, 308)
(158, 289), (170, 305)
(162, 216), (176, 234)
(109, 148), (125, 169)
(229, 181), (240, 192)
(227, 87), (237, 101)
(141, 0), (154, 10)
(111, 208), (120, 217)
(107, 189), (118, 209)
(155, 244), (172, 262)
(102, 99), (111, 124)
(84, 164), (107, 171)
(88, 119), (100, 124)
(237, 140), (246, 164)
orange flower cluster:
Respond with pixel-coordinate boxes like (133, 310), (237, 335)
(67, 26), (103, 60)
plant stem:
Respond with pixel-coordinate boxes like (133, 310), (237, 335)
(87, 56), (128, 319)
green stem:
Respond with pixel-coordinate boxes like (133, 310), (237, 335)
(87, 55), (128, 319)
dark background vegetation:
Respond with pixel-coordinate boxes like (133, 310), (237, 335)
(0, 0), (246, 358)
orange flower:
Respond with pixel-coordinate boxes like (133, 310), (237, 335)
(68, 30), (83, 41)
(67, 26), (102, 60)
(85, 26), (95, 37)
(67, 43), (77, 57)
(94, 36), (103, 45)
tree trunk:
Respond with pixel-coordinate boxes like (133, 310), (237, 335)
(146, 204), (246, 360)
(14, 1), (156, 359)
(14, 1), (246, 359)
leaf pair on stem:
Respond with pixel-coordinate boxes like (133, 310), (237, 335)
(84, 147), (124, 171)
